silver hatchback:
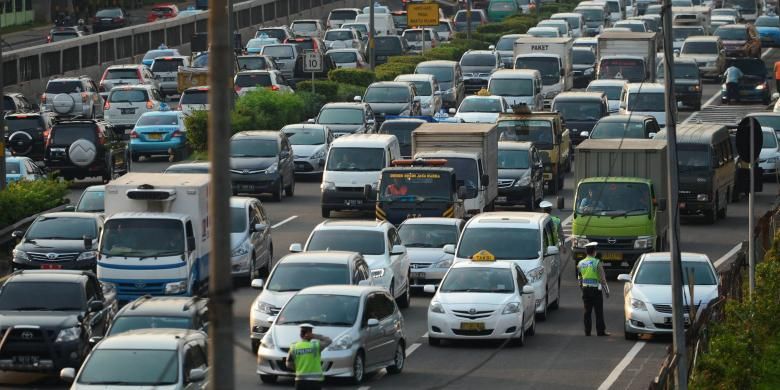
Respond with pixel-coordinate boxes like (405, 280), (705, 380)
(104, 85), (165, 130)
(257, 285), (406, 385)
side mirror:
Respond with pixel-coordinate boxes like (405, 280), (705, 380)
(580, 131), (589, 138)
(423, 284), (436, 293)
(617, 273), (632, 282)
(522, 285), (535, 294)
(546, 245), (560, 255)
(367, 318), (380, 327)
(390, 244), (406, 256)
(656, 198), (667, 211)
(88, 335), (103, 346)
(188, 367), (207, 382)
(488, 44), (496, 50)
(88, 301), (104, 312)
(557, 196), (564, 210)
(251, 223), (267, 232)
(11, 230), (23, 240)
(289, 243), (303, 252)
(251, 279), (264, 289)
(457, 185), (467, 199)
(481, 173), (490, 186)
(307, 118), (316, 123)
(443, 244), (455, 255)
(434, 90), (442, 96)
(353, 95), (362, 102)
(83, 235), (93, 250)
(64, 205), (76, 212)
(60, 367), (76, 383)
(648, 132), (656, 139)
(364, 184), (373, 200)
(448, 108), (456, 115)
(773, 92), (780, 101)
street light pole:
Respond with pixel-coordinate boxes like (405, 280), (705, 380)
(369, 1), (376, 71)
(466, 0), (472, 40)
(0, 40), (5, 191)
(749, 116), (756, 296)
(207, 0), (235, 388)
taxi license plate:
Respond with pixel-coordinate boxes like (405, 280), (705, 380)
(664, 316), (691, 325)
(41, 263), (62, 269)
(497, 196), (507, 202)
(460, 322), (485, 331)
(411, 272), (426, 279)
(147, 133), (163, 141)
(601, 252), (623, 261)
(344, 199), (363, 206)
(121, 108), (136, 114)
(239, 184), (254, 191)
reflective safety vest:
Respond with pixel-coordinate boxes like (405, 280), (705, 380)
(577, 256), (601, 287)
(550, 215), (561, 243)
(289, 339), (323, 381)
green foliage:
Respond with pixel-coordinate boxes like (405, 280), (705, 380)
(328, 68), (376, 87)
(232, 88), (304, 132)
(0, 179), (69, 229)
(296, 91), (328, 120)
(184, 110), (209, 153)
(295, 80), (340, 102)
(336, 83), (366, 102)
(375, 62), (418, 81)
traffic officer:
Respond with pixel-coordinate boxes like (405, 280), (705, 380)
(286, 324), (332, 390)
(577, 242), (610, 336)
(540, 200), (563, 246)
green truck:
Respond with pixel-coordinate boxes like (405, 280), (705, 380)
(570, 139), (669, 272)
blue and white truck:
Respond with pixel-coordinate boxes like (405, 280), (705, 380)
(98, 173), (210, 303)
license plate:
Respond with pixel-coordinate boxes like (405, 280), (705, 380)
(13, 356), (39, 365)
(460, 322), (485, 331)
(411, 272), (426, 279)
(344, 199), (363, 206)
(239, 185), (254, 191)
(121, 108), (136, 114)
(543, 173), (552, 180)
(664, 316), (691, 325)
(41, 263), (62, 269)
(147, 133), (163, 140)
(601, 252), (623, 261)
(497, 196), (507, 202)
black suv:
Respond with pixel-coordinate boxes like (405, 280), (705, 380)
(0, 270), (116, 373)
(92, 7), (129, 33)
(93, 296), (208, 345)
(230, 130), (295, 201)
(11, 212), (103, 272)
(4, 111), (54, 161)
(44, 119), (128, 182)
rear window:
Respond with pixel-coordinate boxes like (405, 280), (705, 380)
(238, 57), (271, 70)
(51, 125), (97, 144)
(136, 113), (179, 126)
(288, 39), (316, 51)
(96, 8), (122, 18)
(151, 58), (183, 72)
(109, 89), (149, 102)
(235, 73), (272, 87)
(46, 81), (83, 94)
(6, 117), (44, 131)
(105, 69), (140, 80)
(257, 29), (287, 41)
(292, 21), (318, 32)
(328, 51), (358, 63)
(329, 10), (359, 20)
(461, 53), (497, 67)
(325, 30), (354, 41)
(262, 46), (295, 59)
(51, 32), (79, 41)
(181, 90), (209, 104)
(375, 37), (402, 51)
(455, 11), (483, 22)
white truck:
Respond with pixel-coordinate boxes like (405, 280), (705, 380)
(98, 173), (210, 303)
(596, 31), (658, 83)
(513, 37), (574, 108)
(412, 123), (498, 217)
(672, 6), (712, 34)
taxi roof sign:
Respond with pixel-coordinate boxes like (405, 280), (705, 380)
(471, 250), (496, 262)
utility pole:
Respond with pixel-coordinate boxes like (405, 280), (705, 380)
(0, 40), (5, 191)
(749, 117), (756, 296)
(369, 1), (376, 71)
(207, 0), (235, 388)
(661, 0), (688, 388)
(227, 0), (236, 109)
(466, 0), (472, 40)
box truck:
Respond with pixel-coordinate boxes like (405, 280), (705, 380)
(513, 37), (574, 108)
(596, 31), (658, 83)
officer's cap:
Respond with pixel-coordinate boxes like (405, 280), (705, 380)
(584, 242), (598, 248)
(539, 200), (553, 209)
(299, 323), (315, 330)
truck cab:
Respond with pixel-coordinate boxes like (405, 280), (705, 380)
(512, 37), (574, 109)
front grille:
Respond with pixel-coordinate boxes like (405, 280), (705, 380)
(589, 237), (634, 250)
(452, 328), (494, 336)
(335, 187), (363, 192)
(653, 304), (698, 314)
(452, 309), (494, 320)
(116, 281), (166, 298)
(678, 191), (704, 202)
(0, 327), (58, 361)
(294, 162), (314, 172)
(27, 252), (79, 262)
(410, 263), (430, 269)
(497, 179), (515, 188)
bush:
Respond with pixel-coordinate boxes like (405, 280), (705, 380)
(328, 68), (376, 87)
(295, 80), (340, 102)
(388, 55), (431, 66)
(375, 62), (418, 81)
(184, 110), (209, 153)
(296, 91), (328, 120)
(0, 179), (69, 229)
(232, 89), (304, 132)
(336, 83), (367, 102)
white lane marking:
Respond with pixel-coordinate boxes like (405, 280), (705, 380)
(271, 215), (298, 229)
(714, 243), (743, 270)
(421, 332), (428, 338)
(597, 341), (647, 390)
(406, 343), (421, 357)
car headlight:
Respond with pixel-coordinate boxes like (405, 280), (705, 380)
(77, 251), (97, 261)
(502, 302), (521, 314)
(329, 334), (353, 351)
(12, 249), (28, 261)
(634, 236), (655, 249)
(55, 326), (81, 343)
(697, 193), (709, 202)
(721, 84), (727, 90)
(527, 266), (545, 283)
(321, 181), (335, 191)
(260, 332), (275, 349)
(165, 281), (187, 295)
(630, 298), (647, 311)
(256, 300), (275, 315)
(370, 268), (385, 279)
(584, 68), (594, 76)
(432, 258), (453, 268)
(310, 148), (326, 160)
(429, 300), (445, 313)
(690, 85), (701, 92)
(706, 62), (716, 67)
(231, 242), (250, 257)
(515, 175), (531, 187)
(265, 162), (278, 174)
(756, 83), (767, 90)
(573, 236), (589, 248)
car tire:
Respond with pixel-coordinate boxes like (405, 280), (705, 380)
(513, 315), (526, 347)
(350, 351), (365, 384)
(272, 180), (283, 202)
(259, 374), (277, 384)
(536, 292), (548, 321)
(386, 341), (405, 374)
(428, 336), (441, 346)
(396, 274), (411, 309)
(321, 207), (331, 218)
(624, 323), (639, 341)
(527, 314), (536, 337)
(285, 177), (295, 197)
(251, 339), (260, 354)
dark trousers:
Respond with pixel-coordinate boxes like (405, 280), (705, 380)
(726, 82), (740, 102)
(582, 287), (606, 335)
(295, 380), (323, 390)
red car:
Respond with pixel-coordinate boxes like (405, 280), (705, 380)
(147, 4), (179, 22)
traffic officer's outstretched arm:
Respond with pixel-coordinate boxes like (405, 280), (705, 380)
(312, 334), (332, 349)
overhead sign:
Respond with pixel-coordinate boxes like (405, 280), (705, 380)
(303, 51), (323, 73)
(408, 3), (440, 27)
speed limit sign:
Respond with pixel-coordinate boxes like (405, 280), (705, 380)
(303, 51), (323, 73)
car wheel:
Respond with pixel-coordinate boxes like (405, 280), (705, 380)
(513, 315), (526, 347)
(527, 314), (536, 337)
(428, 336), (441, 346)
(396, 274), (411, 309)
(321, 207), (331, 218)
(259, 374), (277, 384)
(350, 351), (365, 384)
(249, 256), (257, 284)
(272, 180), (283, 202)
(536, 292), (548, 321)
(386, 341), (405, 374)
(251, 339), (260, 354)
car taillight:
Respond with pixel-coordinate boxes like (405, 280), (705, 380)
(41, 94), (47, 103)
(43, 129), (51, 144)
(172, 130), (183, 137)
(113, 17), (123, 22)
(146, 100), (154, 109)
(235, 86), (241, 93)
(47, 35), (52, 43)
(269, 85), (280, 91)
(130, 130), (138, 138)
(81, 92), (88, 103)
(104, 101), (111, 110)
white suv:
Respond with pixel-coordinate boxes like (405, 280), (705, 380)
(290, 219), (411, 308)
(104, 85), (165, 131)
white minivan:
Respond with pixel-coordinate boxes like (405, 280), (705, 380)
(620, 82), (666, 128)
(320, 134), (400, 218)
(488, 69), (544, 111)
(355, 13), (396, 36)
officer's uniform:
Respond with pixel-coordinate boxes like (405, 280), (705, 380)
(577, 243), (609, 336)
(287, 324), (328, 390)
(540, 201), (563, 245)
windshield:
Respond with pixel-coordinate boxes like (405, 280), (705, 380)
(399, 224), (458, 248)
(575, 181), (652, 216)
(180, 90), (208, 104)
(682, 41), (718, 54)
(416, 66), (453, 82)
(277, 294), (359, 327)
(393, 14), (408, 25)
(267, 263), (350, 292)
(283, 128), (326, 145)
(406, 80), (432, 95)
(76, 190), (105, 212)
(436, 22), (452, 33)
(674, 27), (704, 40)
(715, 27), (747, 40)
(587, 85), (622, 100)
(380, 170), (452, 201)
(578, 8), (604, 22)
(101, 219), (184, 257)
(77, 349), (178, 385)
(440, 267), (515, 293)
(498, 149), (530, 169)
(364, 86), (410, 103)
(107, 316), (192, 337)
(231, 139), (278, 158)
(461, 54), (497, 67)
(318, 108), (363, 124)
(5, 161), (19, 174)
(5, 117), (43, 132)
(247, 39), (278, 49)
(529, 28), (559, 37)
(764, 131), (778, 148)
(143, 50), (175, 61)
(403, 30), (435, 41)
(554, 101), (603, 121)
(459, 98), (502, 113)
(375, 37), (403, 51)
(431, 157), (478, 198)
(751, 115), (780, 131)
(230, 206), (247, 233)
(151, 58), (183, 72)
(27, 216), (95, 240)
(591, 121), (649, 139)
(329, 51), (358, 63)
(136, 114), (179, 126)
(598, 58), (645, 82)
(490, 1), (517, 11)
(0, 282), (84, 311)
(496, 36), (516, 51)
(573, 49), (596, 65)
(627, 92), (664, 111)
(235, 73), (273, 88)
(262, 46), (294, 59)
(489, 78), (533, 96)
(325, 30), (353, 41)
(457, 228), (540, 260)
(657, 63), (700, 79)
(757, 16), (780, 27)
(238, 57), (271, 70)
(326, 147), (385, 171)
(634, 261), (717, 285)
(307, 230), (385, 255)
(192, 52), (208, 67)
(497, 119), (554, 147)
(678, 145), (712, 174)
(109, 89), (148, 103)
(514, 57), (560, 85)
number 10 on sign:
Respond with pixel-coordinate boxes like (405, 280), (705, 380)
(304, 51), (323, 93)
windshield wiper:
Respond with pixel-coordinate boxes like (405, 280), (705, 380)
(138, 251), (182, 260)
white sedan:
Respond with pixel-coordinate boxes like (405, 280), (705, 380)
(425, 257), (536, 346)
(450, 95), (510, 124)
(618, 252), (719, 340)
